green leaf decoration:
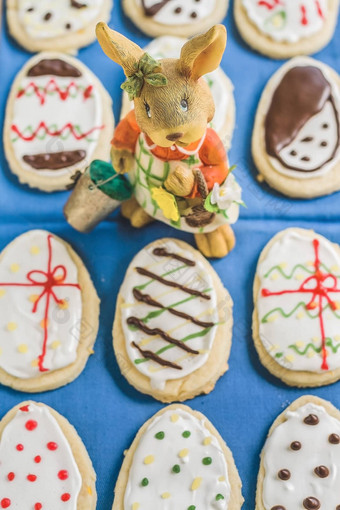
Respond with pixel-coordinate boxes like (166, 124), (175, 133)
(204, 192), (220, 213)
(121, 52), (168, 100)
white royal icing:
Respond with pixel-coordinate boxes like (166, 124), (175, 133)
(17, 0), (104, 39)
(11, 53), (104, 178)
(257, 230), (340, 373)
(139, 0), (216, 25)
(120, 240), (220, 390)
(0, 230), (82, 379)
(242, 0), (328, 43)
(265, 58), (340, 180)
(262, 402), (340, 510)
(124, 408), (231, 509)
(0, 403), (82, 509)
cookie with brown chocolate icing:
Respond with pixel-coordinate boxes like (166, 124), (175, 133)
(4, 52), (114, 192)
(7, 0), (113, 52)
(252, 57), (340, 198)
(122, 0), (229, 38)
(112, 238), (233, 403)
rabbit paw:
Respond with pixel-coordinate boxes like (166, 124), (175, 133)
(111, 147), (135, 174)
(164, 165), (195, 197)
(194, 225), (236, 258)
(121, 197), (154, 228)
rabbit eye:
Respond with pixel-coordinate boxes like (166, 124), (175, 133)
(144, 101), (152, 118)
(180, 99), (188, 112)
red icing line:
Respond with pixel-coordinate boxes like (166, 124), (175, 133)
(7, 473), (15, 482)
(261, 239), (340, 371)
(11, 121), (104, 142)
(258, 0), (283, 9)
(25, 420), (38, 431)
(16, 444), (24, 451)
(301, 4), (308, 24)
(58, 470), (69, 480)
(27, 474), (37, 482)
(1, 499), (11, 509)
(315, 0), (324, 18)
(61, 494), (71, 502)
(20, 405), (30, 412)
(0, 234), (81, 372)
(47, 441), (58, 451)
(16, 80), (94, 106)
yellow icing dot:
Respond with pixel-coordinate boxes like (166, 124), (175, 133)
(10, 263), (20, 273)
(18, 344), (28, 354)
(266, 315), (278, 323)
(191, 477), (202, 491)
(312, 337), (319, 344)
(335, 302), (340, 310)
(335, 335), (340, 342)
(295, 341), (304, 348)
(29, 294), (39, 303)
(272, 14), (283, 27)
(31, 359), (39, 368)
(0, 289), (5, 298)
(30, 246), (40, 255)
(132, 504), (140, 510)
(296, 312), (304, 319)
(203, 437), (212, 446)
(140, 339), (152, 347)
(308, 351), (316, 358)
(285, 355), (295, 363)
(219, 476), (226, 482)
(51, 341), (61, 350)
(144, 455), (154, 465)
(171, 414), (179, 423)
(279, 262), (287, 269)
(270, 273), (279, 281)
(161, 493), (171, 499)
(307, 261), (314, 267)
(295, 274), (304, 281)
(7, 322), (17, 332)
(87, 487), (92, 496)
(179, 448), (189, 458)
(331, 265), (340, 272)
(58, 299), (69, 310)
(148, 365), (161, 374)
(40, 318), (49, 329)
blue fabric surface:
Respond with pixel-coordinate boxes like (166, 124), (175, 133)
(1, 1), (340, 508)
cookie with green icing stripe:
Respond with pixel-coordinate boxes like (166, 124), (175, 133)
(253, 227), (340, 387)
(112, 404), (243, 510)
(113, 238), (233, 402)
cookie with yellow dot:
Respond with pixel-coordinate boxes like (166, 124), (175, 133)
(112, 404), (243, 510)
(0, 229), (99, 392)
(253, 227), (340, 387)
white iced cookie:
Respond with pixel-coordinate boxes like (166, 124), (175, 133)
(113, 405), (243, 510)
(0, 229), (99, 392)
(234, 0), (340, 59)
(113, 238), (233, 402)
(256, 396), (340, 510)
(7, 0), (113, 52)
(0, 401), (96, 510)
(252, 57), (340, 198)
(120, 36), (235, 147)
(253, 227), (340, 387)
(123, 0), (229, 38)
(4, 52), (114, 192)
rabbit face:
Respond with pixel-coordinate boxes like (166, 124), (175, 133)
(96, 23), (227, 148)
(134, 59), (215, 148)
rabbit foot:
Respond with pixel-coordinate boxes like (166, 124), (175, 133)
(194, 224), (236, 258)
(121, 197), (154, 228)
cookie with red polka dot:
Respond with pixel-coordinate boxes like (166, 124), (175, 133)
(0, 401), (96, 510)
(123, 0), (229, 38)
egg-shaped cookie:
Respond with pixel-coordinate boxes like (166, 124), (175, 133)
(7, 0), (113, 52)
(0, 229), (99, 392)
(253, 227), (340, 387)
(256, 395), (340, 510)
(113, 238), (233, 402)
(252, 57), (340, 198)
(0, 401), (96, 510)
(4, 52), (114, 192)
(113, 404), (243, 510)
(235, 0), (339, 59)
(122, 0), (229, 38)
(120, 36), (235, 148)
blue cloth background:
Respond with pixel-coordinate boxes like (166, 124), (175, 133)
(1, 1), (340, 507)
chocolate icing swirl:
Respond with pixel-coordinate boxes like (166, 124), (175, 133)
(28, 59), (82, 78)
(23, 150), (86, 170)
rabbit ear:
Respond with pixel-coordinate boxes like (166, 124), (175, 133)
(179, 25), (227, 80)
(96, 23), (144, 76)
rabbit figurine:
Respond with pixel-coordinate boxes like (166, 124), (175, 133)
(96, 23), (242, 258)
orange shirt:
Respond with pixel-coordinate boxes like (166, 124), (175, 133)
(112, 110), (229, 196)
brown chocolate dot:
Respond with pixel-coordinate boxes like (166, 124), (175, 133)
(278, 469), (291, 480)
(322, 123), (329, 129)
(191, 11), (198, 18)
(271, 507), (286, 510)
(329, 434), (340, 444)
(290, 150), (297, 156)
(314, 466), (329, 478)
(301, 156), (310, 162)
(44, 12), (52, 21)
(301, 136), (313, 142)
(304, 414), (319, 426)
(303, 497), (320, 510)
(320, 141), (328, 147)
(27, 7), (34, 12)
(290, 441), (302, 451)
(65, 23), (72, 29)
(174, 7), (182, 13)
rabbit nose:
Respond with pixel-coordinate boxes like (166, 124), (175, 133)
(166, 132), (184, 142)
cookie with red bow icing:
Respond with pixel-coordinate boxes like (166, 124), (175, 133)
(256, 396), (340, 510)
(253, 227), (340, 387)
(252, 57), (340, 198)
(123, 0), (229, 38)
(234, 0), (339, 59)
(0, 401), (96, 510)
(4, 52), (114, 192)
(7, 0), (113, 52)
(0, 229), (99, 392)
